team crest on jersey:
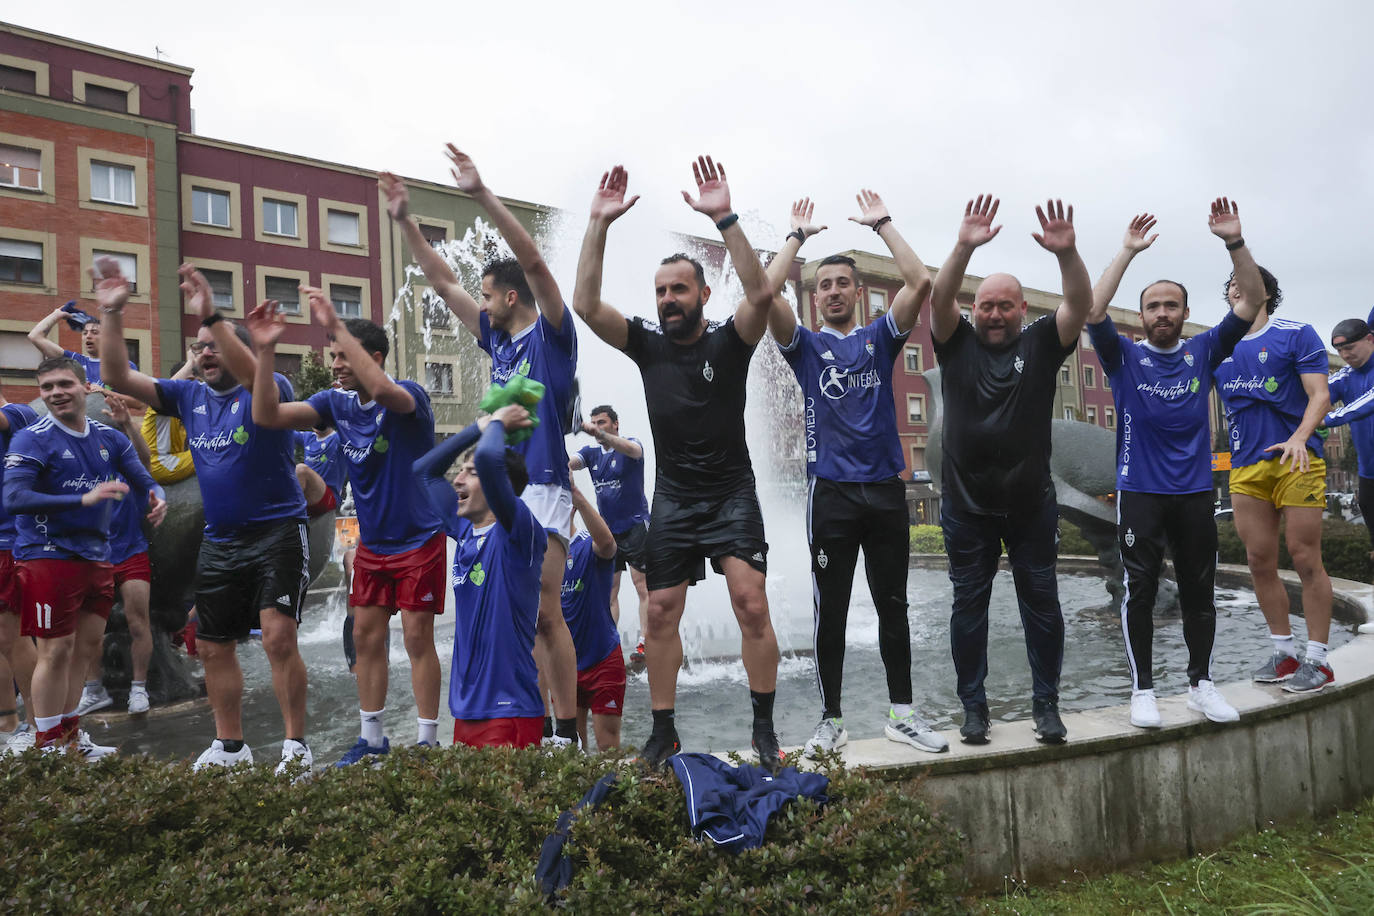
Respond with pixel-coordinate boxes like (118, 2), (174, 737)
(1124, 528), (1135, 548)
(99, 447), (109, 461)
(703, 361), (714, 382)
(865, 342), (875, 356)
(1184, 352), (1194, 367)
(1013, 356), (1025, 373)
(1258, 348), (1268, 364)
(231, 400), (241, 414)
(817, 548), (828, 569)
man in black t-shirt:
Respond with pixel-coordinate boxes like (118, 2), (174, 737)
(573, 158), (789, 772)
(928, 196), (1094, 746)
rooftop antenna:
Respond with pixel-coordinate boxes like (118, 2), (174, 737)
(155, 46), (165, 60)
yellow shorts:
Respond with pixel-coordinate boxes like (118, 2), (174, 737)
(1229, 455), (1327, 509)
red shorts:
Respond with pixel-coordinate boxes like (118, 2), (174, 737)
(17, 558), (114, 638)
(112, 551), (151, 588)
(350, 532), (447, 614)
(577, 646), (627, 716)
(307, 486), (338, 519)
(0, 549), (17, 614)
(452, 716), (543, 749)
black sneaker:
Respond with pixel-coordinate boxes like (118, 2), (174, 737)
(751, 723), (784, 775)
(640, 728), (681, 769)
(1032, 698), (1067, 744)
(960, 704), (991, 744)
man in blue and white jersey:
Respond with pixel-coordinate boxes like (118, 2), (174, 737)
(1215, 259), (1334, 693)
(28, 304), (135, 388)
(294, 425), (346, 517)
(98, 259), (314, 774)
(0, 392), (39, 749)
(381, 148), (582, 748)
(560, 483), (625, 750)
(764, 192), (946, 758)
(1087, 201), (1265, 730)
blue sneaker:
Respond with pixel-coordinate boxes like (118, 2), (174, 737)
(334, 736), (390, 767)
(415, 740), (439, 748)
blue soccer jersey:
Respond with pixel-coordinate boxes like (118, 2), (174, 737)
(479, 311), (576, 489)
(0, 404), (39, 551)
(4, 417), (158, 562)
(1214, 318), (1330, 468)
(155, 375), (306, 540)
(308, 381), (441, 554)
(1089, 311), (1248, 494)
(1325, 361), (1374, 478)
(576, 441), (648, 532)
(295, 429), (349, 496)
(560, 530), (619, 671)
(107, 485), (148, 565)
(778, 312), (908, 482)
(64, 351), (136, 389)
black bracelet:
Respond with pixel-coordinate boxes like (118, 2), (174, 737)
(201, 313), (224, 328)
(786, 229), (806, 244)
(1226, 237), (1246, 251)
(871, 216), (893, 232)
(715, 213), (740, 231)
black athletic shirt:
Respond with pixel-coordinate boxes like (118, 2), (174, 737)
(933, 315), (1075, 515)
(624, 315), (756, 495)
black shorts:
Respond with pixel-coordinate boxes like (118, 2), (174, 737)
(613, 520), (650, 573)
(644, 485), (767, 592)
(196, 519), (309, 642)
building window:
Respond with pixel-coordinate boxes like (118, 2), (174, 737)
(192, 187), (231, 227)
(92, 251), (138, 294)
(1086, 405), (1098, 424)
(904, 344), (922, 374)
(1059, 365), (1072, 385)
(421, 224), (447, 251)
(201, 268), (236, 311)
(326, 210), (360, 247)
(422, 289), (451, 328)
(910, 445), (926, 470)
(262, 198), (299, 237)
(1064, 407), (1076, 420)
(1083, 365), (1096, 388)
(0, 64), (38, 94)
(1106, 407), (1116, 429)
(0, 239), (44, 284)
(84, 84), (129, 113)
(275, 352), (302, 378)
(907, 394), (926, 424)
(331, 284), (362, 319)
(867, 288), (887, 317)
(265, 276), (302, 314)
(124, 338), (142, 371)
(1103, 374), (1110, 390)
(1081, 330), (1093, 350)
(0, 144), (42, 191)
(425, 361), (454, 395)
(1, 330), (41, 374)
(90, 161), (135, 206)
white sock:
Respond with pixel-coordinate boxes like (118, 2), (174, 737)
(84, 680), (101, 691)
(1306, 641), (1328, 665)
(360, 708), (385, 745)
(131, 680), (146, 689)
(1271, 634), (1297, 657)
(890, 704), (913, 719)
(1133, 688), (1156, 697)
(417, 717), (438, 745)
(35, 714), (62, 732)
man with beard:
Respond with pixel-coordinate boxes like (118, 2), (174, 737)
(929, 195), (1092, 746)
(98, 259), (314, 774)
(572, 158), (785, 771)
(1087, 201), (1265, 729)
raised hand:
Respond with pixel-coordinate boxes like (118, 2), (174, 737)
(301, 286), (342, 335)
(791, 197), (827, 238)
(849, 189), (891, 229)
(246, 299), (288, 349)
(1208, 197), (1242, 244)
(177, 263), (215, 320)
(590, 166), (640, 223)
(1032, 199), (1077, 255)
(491, 403), (532, 429)
(146, 491), (167, 527)
(80, 479), (129, 507)
(89, 256), (131, 313)
(681, 155), (733, 222)
(445, 144), (485, 195)
(102, 391), (131, 426)
(957, 195), (1002, 248)
(1123, 213), (1159, 252)
(378, 172), (410, 221)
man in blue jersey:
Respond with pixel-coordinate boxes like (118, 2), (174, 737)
(414, 404), (547, 748)
(98, 259), (315, 773)
(381, 149), (582, 747)
(0, 392), (40, 752)
(1215, 260), (1334, 693)
(561, 483), (626, 750)
(573, 158), (786, 772)
(1087, 201), (1266, 729)
(3, 356), (165, 757)
(28, 304), (136, 388)
(250, 290), (448, 763)
(929, 196), (1093, 746)
(569, 405), (649, 660)
(295, 423), (345, 519)
(763, 192), (946, 757)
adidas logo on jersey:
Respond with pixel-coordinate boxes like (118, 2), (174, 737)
(276, 594), (290, 605)
(820, 350), (835, 361)
(1139, 357), (1153, 367)
(193, 404), (208, 415)
(61, 449), (74, 459)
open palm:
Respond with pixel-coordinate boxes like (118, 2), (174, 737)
(590, 166), (640, 223)
(1032, 199), (1076, 254)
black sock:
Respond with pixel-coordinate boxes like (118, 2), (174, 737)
(543, 716), (554, 739)
(221, 739), (245, 753)
(750, 690), (776, 726)
(651, 708), (676, 736)
(554, 717), (578, 740)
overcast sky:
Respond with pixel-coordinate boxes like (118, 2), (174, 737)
(22, 1), (1374, 339)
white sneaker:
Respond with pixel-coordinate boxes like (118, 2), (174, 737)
(885, 708), (949, 753)
(194, 739), (253, 771)
(73, 729), (117, 761)
(275, 739), (313, 778)
(127, 684), (150, 715)
(1130, 691), (1162, 728)
(541, 733), (582, 752)
(1188, 680), (1240, 723)
(1358, 621), (1374, 635)
(4, 723), (33, 755)
(75, 684), (113, 715)
(803, 717), (848, 758)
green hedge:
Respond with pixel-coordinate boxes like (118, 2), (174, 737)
(1218, 517), (1372, 584)
(0, 748), (964, 914)
(909, 520), (1098, 557)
